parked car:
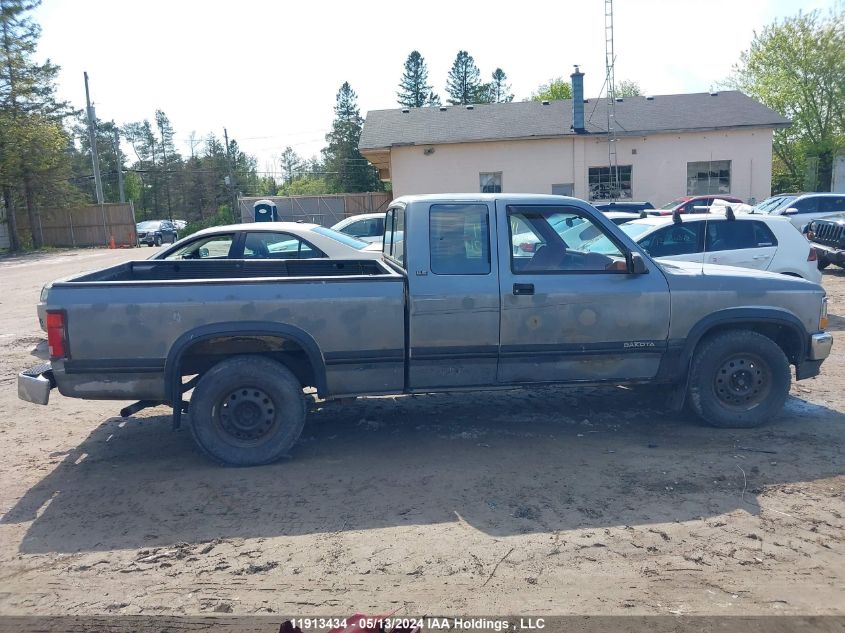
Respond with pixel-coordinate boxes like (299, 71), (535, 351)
(806, 213), (845, 269)
(763, 193), (845, 230)
(36, 222), (381, 331)
(657, 195), (744, 216)
(154, 222), (382, 261)
(592, 201), (656, 213)
(136, 220), (178, 246)
(585, 211), (821, 282)
(331, 213), (386, 244)
(172, 219), (187, 230)
(20, 194), (832, 466)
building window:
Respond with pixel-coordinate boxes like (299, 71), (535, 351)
(588, 165), (632, 200)
(687, 160), (731, 195)
(480, 172), (502, 193)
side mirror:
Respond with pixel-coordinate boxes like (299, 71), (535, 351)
(783, 207), (798, 215)
(629, 252), (649, 274)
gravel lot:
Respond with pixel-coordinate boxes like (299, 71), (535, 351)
(0, 247), (842, 617)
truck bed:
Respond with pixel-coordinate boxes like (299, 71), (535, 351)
(68, 258), (393, 284)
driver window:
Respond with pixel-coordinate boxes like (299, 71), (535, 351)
(507, 206), (626, 273)
(164, 234), (234, 260)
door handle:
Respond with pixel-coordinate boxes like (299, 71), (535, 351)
(752, 255), (768, 260)
(513, 283), (534, 295)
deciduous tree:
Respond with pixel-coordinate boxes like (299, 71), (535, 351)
(530, 78), (572, 102)
(727, 6), (844, 191)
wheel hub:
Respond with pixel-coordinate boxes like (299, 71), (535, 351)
(218, 388), (276, 442)
(714, 355), (769, 409)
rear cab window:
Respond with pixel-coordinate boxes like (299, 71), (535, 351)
(429, 204), (491, 275)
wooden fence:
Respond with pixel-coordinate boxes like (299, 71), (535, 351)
(37, 203), (137, 247)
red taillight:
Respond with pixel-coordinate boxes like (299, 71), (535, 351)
(520, 242), (536, 253)
(46, 311), (67, 359)
(808, 247), (818, 262)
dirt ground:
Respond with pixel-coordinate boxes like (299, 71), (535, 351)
(0, 247), (842, 618)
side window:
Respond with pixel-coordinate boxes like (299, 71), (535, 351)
(705, 221), (761, 252)
(819, 197), (845, 214)
(344, 219), (381, 238)
(164, 234), (235, 260)
(793, 198), (818, 214)
(243, 232), (323, 259)
(641, 224), (703, 257)
(430, 204), (491, 275)
(383, 207), (406, 266)
(508, 206), (627, 273)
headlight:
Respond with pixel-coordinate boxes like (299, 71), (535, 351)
(820, 296), (829, 331)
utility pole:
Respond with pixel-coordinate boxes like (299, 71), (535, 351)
(223, 127), (238, 220)
(113, 124), (126, 203)
(84, 72), (105, 205)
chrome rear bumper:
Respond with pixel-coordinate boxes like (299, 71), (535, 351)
(18, 363), (54, 405)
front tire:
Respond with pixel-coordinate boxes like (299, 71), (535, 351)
(688, 330), (790, 428)
(188, 356), (307, 466)
(154, 235), (162, 247)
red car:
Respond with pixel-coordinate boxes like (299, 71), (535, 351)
(657, 195), (744, 216)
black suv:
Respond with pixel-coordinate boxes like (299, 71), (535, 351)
(137, 220), (178, 246)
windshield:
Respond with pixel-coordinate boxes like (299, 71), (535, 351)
(312, 226), (369, 249)
(659, 198), (688, 210)
(136, 221), (160, 230)
(762, 195), (797, 214)
(581, 222), (656, 254)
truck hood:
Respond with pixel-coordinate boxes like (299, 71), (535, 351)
(656, 258), (821, 288)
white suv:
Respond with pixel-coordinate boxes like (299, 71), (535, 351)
(602, 212), (821, 283)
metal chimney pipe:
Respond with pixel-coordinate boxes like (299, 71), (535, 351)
(571, 65), (585, 132)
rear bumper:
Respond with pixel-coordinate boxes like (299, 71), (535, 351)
(18, 362), (55, 405)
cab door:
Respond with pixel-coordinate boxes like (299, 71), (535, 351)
(405, 201), (501, 390)
(496, 200), (671, 384)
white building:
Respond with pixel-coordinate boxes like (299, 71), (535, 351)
(359, 71), (789, 207)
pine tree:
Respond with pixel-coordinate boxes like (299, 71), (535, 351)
(489, 68), (513, 103)
(0, 0), (74, 249)
(397, 50), (433, 108)
(445, 50), (483, 105)
(155, 110), (180, 219)
(322, 82), (380, 193)
(280, 146), (302, 184)
(426, 91), (441, 107)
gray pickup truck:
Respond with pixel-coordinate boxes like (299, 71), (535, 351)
(19, 194), (833, 465)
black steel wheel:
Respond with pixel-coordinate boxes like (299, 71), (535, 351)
(189, 355), (306, 465)
(688, 330), (790, 428)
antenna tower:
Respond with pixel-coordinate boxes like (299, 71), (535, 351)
(604, 0), (620, 200)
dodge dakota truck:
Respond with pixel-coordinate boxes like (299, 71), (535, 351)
(19, 194), (833, 466)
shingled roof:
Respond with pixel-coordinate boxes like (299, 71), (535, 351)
(359, 91), (790, 151)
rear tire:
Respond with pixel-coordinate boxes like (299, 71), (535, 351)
(188, 356), (307, 466)
(688, 330), (790, 428)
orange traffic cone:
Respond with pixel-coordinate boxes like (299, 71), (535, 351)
(109, 236), (116, 249)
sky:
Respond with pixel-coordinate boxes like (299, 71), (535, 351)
(33, 0), (836, 176)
